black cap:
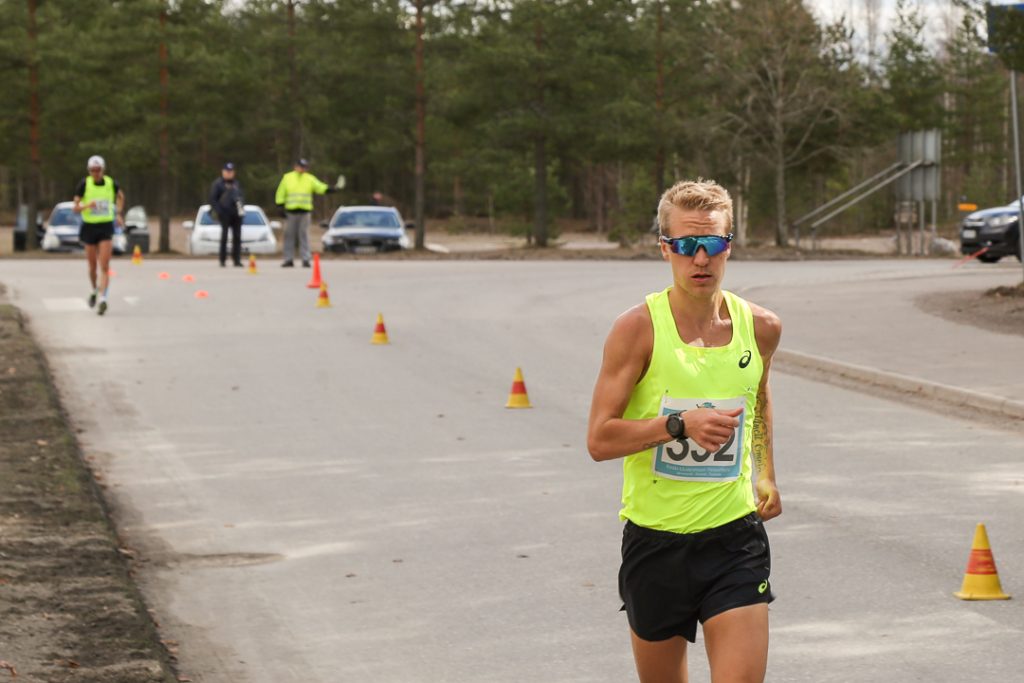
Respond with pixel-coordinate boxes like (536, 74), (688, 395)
(223, 162), (235, 170)
(297, 158), (309, 168)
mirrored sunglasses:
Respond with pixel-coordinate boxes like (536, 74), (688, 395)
(660, 233), (734, 257)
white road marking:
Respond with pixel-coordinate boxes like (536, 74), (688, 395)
(42, 298), (89, 312)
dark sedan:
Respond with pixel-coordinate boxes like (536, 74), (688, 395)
(320, 206), (411, 254)
(960, 201), (1023, 263)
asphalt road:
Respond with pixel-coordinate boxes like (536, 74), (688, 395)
(2, 258), (1023, 682)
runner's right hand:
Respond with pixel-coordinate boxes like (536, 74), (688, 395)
(681, 407), (742, 454)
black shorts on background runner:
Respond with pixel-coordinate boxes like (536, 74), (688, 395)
(80, 222), (114, 245)
(619, 512), (774, 642)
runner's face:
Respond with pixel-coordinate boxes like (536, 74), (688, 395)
(88, 166), (103, 178)
(660, 207), (730, 296)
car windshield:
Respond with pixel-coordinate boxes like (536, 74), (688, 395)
(49, 207), (81, 227)
(201, 209), (266, 226)
(125, 206), (147, 223)
(331, 210), (400, 229)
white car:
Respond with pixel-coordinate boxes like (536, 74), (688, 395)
(320, 206), (411, 253)
(183, 204), (280, 256)
(40, 201), (128, 254)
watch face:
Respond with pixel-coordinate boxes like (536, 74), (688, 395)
(667, 414), (682, 438)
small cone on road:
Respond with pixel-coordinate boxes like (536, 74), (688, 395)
(248, 253), (258, 274)
(306, 253), (323, 289)
(505, 367), (532, 408)
(158, 272), (170, 280)
(182, 274), (195, 283)
(131, 245), (143, 265)
(194, 290), (210, 299)
(371, 313), (389, 344)
(954, 523), (1010, 600)
(315, 281), (331, 308)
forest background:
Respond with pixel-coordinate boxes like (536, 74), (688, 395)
(0, 0), (1018, 250)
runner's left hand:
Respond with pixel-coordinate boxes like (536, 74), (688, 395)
(755, 478), (782, 521)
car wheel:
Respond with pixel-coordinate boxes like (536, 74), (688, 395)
(978, 254), (1001, 263)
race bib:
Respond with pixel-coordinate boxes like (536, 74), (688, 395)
(91, 200), (110, 215)
(652, 395), (745, 482)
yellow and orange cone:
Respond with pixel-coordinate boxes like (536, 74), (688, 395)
(248, 253), (258, 274)
(505, 367), (532, 408)
(315, 282), (331, 308)
(371, 313), (389, 344)
(131, 244), (143, 265)
(954, 523), (1010, 600)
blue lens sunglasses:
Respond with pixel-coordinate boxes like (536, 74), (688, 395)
(660, 233), (734, 257)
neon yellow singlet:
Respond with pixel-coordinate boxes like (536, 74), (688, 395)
(619, 287), (764, 533)
(82, 175), (116, 224)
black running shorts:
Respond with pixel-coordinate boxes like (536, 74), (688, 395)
(619, 512), (774, 643)
(80, 221), (114, 245)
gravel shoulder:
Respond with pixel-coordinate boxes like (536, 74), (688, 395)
(916, 280), (1024, 338)
(0, 303), (177, 683)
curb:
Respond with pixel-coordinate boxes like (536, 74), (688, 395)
(774, 349), (1024, 423)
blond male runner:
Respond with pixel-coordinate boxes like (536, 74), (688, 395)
(587, 179), (782, 683)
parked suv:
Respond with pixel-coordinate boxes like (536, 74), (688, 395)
(960, 200), (1023, 263)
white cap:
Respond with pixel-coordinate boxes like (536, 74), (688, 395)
(87, 155), (105, 170)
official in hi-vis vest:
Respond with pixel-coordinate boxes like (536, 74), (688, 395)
(274, 158), (335, 267)
(73, 155), (125, 316)
(587, 179), (782, 683)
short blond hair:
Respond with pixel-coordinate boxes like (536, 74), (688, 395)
(657, 179), (733, 235)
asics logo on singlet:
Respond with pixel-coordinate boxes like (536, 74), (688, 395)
(758, 580), (769, 594)
(739, 350), (752, 368)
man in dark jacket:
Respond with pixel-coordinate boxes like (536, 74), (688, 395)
(209, 162), (245, 267)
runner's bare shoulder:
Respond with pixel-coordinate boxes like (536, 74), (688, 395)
(603, 303), (655, 375)
(748, 301), (782, 359)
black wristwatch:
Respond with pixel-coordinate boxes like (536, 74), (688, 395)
(665, 412), (686, 440)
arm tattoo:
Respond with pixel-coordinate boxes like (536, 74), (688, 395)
(751, 386), (770, 475)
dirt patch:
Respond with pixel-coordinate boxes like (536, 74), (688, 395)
(0, 305), (177, 682)
(916, 282), (1024, 338)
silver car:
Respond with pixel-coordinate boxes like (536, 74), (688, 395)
(40, 201), (129, 254)
(183, 204), (280, 256)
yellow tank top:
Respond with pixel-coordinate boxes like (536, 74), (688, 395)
(620, 288), (763, 533)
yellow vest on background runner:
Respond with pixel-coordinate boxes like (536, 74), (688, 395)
(620, 288), (764, 534)
(275, 171), (329, 211)
(82, 175), (116, 223)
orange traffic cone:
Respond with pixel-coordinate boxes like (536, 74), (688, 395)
(194, 290), (210, 299)
(371, 313), (389, 344)
(307, 253), (323, 289)
(505, 367), (532, 408)
(248, 253), (258, 274)
(954, 523), (1010, 600)
(315, 281), (331, 308)
(131, 245), (143, 265)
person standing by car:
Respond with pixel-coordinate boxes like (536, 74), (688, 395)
(209, 162), (245, 267)
(73, 155), (124, 316)
(586, 179), (782, 683)
(275, 158), (335, 267)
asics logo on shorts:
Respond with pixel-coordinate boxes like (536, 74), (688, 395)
(758, 580), (769, 594)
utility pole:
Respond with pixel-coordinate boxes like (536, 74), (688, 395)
(158, 6), (171, 253)
(533, 15), (548, 248)
(653, 0), (665, 198)
(26, 0), (41, 250)
(1012, 71), (1024, 281)
(287, 0), (302, 159)
(414, 0), (426, 250)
